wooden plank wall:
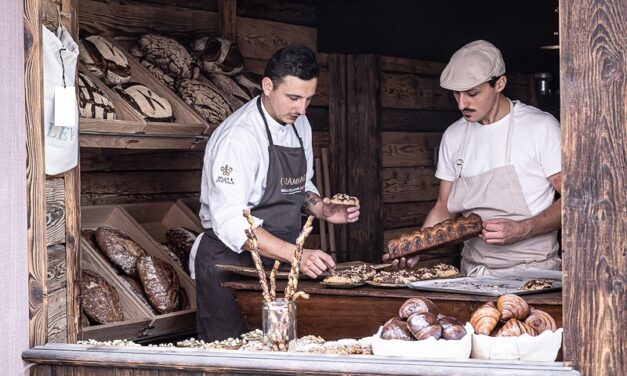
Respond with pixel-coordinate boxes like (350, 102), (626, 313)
(560, 0), (626, 375)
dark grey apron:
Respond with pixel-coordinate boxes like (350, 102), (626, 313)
(195, 97), (307, 341)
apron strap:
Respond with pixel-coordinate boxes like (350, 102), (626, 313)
(505, 99), (516, 164)
(256, 96), (305, 150)
(257, 96), (275, 146)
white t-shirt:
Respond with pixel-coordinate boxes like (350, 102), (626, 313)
(435, 101), (561, 216)
(198, 96), (319, 253)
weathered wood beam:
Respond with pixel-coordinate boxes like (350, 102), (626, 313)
(560, 0), (626, 374)
(218, 0), (236, 40)
(25, 0), (48, 347)
(346, 55), (381, 263)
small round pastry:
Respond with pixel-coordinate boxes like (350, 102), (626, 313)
(497, 294), (530, 321)
(329, 193), (359, 206)
(407, 312), (442, 340)
(524, 308), (557, 334)
(381, 317), (415, 341)
(438, 315), (467, 340)
(399, 297), (439, 319)
(470, 301), (500, 335)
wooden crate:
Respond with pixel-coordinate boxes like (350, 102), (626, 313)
(119, 200), (203, 244)
(81, 205), (197, 341)
(81, 241), (154, 340)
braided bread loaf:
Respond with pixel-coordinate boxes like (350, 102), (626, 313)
(386, 213), (483, 259)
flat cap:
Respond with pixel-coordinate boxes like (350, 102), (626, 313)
(440, 40), (506, 91)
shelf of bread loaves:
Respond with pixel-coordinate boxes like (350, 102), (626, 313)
(77, 33), (262, 150)
(80, 204), (198, 341)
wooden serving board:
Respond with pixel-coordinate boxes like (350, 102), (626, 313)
(216, 261), (390, 280)
(406, 275), (562, 297)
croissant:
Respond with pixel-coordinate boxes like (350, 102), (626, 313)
(496, 318), (537, 337)
(470, 301), (500, 335)
(399, 297), (439, 319)
(524, 308), (557, 334)
(381, 317), (415, 341)
(497, 294), (530, 321)
(407, 312), (442, 340)
(386, 214), (482, 259)
(438, 316), (467, 340)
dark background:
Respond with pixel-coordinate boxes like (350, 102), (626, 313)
(316, 0), (560, 75)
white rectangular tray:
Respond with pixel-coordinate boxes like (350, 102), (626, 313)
(406, 275), (562, 296)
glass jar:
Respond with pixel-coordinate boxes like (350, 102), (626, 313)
(262, 299), (297, 351)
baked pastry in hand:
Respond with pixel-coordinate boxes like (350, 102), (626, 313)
(329, 193), (359, 206)
(524, 308), (557, 333)
(497, 294), (530, 321)
(496, 318), (537, 337)
(470, 301), (500, 335)
(399, 297), (439, 319)
(381, 317), (415, 341)
(407, 312), (442, 340)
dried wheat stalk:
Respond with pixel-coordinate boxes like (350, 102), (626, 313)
(284, 216), (314, 301)
(243, 210), (271, 302)
(269, 260), (280, 301)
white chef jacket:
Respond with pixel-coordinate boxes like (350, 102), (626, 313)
(198, 96), (319, 254)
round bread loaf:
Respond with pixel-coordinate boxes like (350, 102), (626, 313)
(80, 270), (124, 324)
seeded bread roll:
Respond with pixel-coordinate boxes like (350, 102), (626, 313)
(191, 36), (244, 76)
(95, 226), (147, 277)
(114, 82), (175, 122)
(79, 35), (131, 86)
(386, 213), (483, 259)
(77, 72), (117, 120)
(80, 270), (124, 324)
(136, 255), (179, 314)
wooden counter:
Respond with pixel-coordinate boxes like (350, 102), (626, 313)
(24, 343), (580, 375)
(224, 280), (562, 340)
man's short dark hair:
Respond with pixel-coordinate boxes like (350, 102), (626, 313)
(264, 44), (320, 86)
(487, 75), (505, 87)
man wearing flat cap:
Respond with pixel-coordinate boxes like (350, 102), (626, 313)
(385, 40), (562, 276)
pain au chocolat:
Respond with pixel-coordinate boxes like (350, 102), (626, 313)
(386, 213), (483, 259)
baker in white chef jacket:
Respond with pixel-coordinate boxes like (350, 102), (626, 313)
(383, 40), (563, 277)
(190, 45), (360, 341)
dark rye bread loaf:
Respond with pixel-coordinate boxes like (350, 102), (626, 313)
(131, 34), (198, 80)
(136, 256), (179, 314)
(95, 226), (147, 277)
(120, 275), (157, 314)
(80, 270), (124, 324)
(79, 35), (131, 86)
(386, 213), (483, 259)
(191, 36), (244, 76)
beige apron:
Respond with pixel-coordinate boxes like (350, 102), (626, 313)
(447, 100), (561, 277)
